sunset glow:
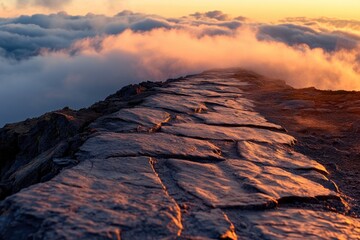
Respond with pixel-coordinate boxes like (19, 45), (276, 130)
(1, 0), (360, 21)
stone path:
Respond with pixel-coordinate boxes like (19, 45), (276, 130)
(0, 70), (359, 239)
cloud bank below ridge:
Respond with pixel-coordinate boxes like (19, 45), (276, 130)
(0, 11), (360, 126)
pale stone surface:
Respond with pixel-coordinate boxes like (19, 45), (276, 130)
(203, 98), (255, 111)
(165, 158), (335, 208)
(237, 141), (328, 173)
(167, 81), (243, 94)
(142, 93), (208, 113)
(165, 158), (277, 208)
(158, 86), (241, 98)
(298, 170), (340, 192)
(78, 132), (223, 161)
(112, 107), (170, 126)
(161, 122), (296, 144)
(196, 106), (284, 130)
(227, 160), (336, 199)
(92, 107), (171, 132)
(229, 209), (360, 240)
(0, 157), (182, 239)
(189, 77), (251, 87)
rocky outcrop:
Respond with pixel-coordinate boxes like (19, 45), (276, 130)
(0, 81), (163, 200)
(0, 109), (90, 199)
(0, 69), (359, 239)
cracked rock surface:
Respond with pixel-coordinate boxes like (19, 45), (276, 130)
(0, 69), (359, 239)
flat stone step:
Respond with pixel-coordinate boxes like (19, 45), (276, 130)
(78, 132), (224, 161)
(161, 122), (296, 144)
(0, 157), (182, 239)
(227, 209), (360, 240)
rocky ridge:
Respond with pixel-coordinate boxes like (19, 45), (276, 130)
(0, 69), (359, 239)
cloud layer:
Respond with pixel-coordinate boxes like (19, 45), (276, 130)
(0, 11), (244, 59)
(257, 24), (360, 51)
(0, 11), (359, 126)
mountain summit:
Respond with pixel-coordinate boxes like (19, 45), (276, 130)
(0, 69), (359, 239)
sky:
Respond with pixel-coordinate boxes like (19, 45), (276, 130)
(0, 0), (360, 126)
(1, 0), (360, 21)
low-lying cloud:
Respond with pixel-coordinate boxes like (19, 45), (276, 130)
(283, 17), (360, 32)
(0, 11), (360, 126)
(0, 11), (245, 59)
(257, 24), (360, 51)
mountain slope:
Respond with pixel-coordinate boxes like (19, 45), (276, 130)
(0, 69), (359, 239)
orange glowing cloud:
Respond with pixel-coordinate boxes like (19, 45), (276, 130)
(73, 27), (360, 90)
(1, 10), (360, 125)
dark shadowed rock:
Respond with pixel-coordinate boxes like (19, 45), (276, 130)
(280, 100), (316, 110)
(0, 82), (161, 199)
